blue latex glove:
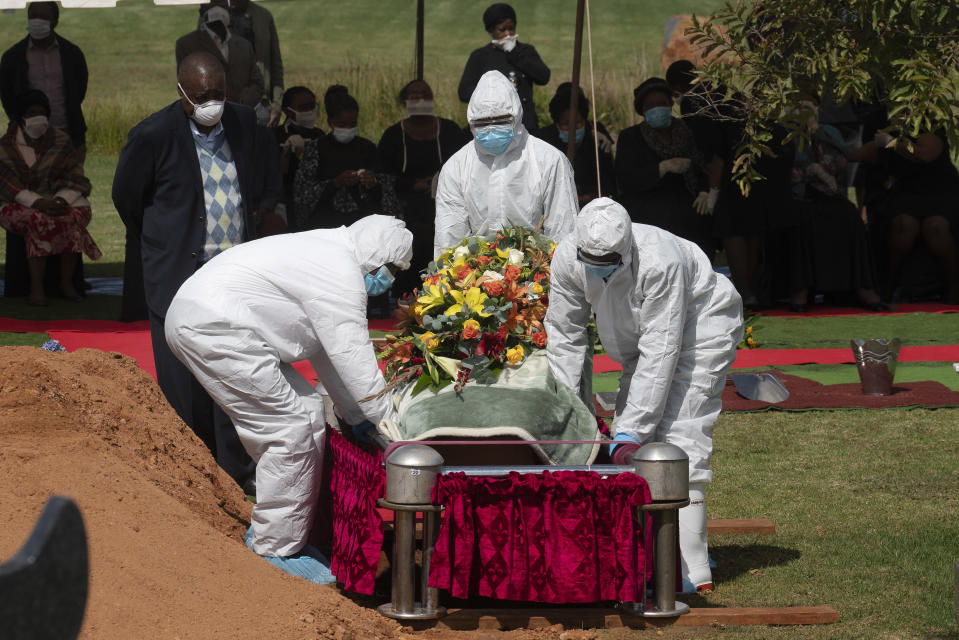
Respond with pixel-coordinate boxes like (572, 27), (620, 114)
(245, 526), (336, 584)
(351, 420), (376, 443)
(609, 432), (641, 465)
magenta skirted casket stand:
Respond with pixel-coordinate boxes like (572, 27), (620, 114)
(318, 428), (654, 603)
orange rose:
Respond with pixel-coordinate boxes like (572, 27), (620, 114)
(482, 280), (504, 297)
(456, 264), (473, 281)
(531, 331), (547, 347)
(462, 319), (481, 340)
(503, 265), (521, 283)
(476, 255), (493, 266)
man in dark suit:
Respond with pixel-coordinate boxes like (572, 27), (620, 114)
(175, 0), (264, 110)
(0, 1), (88, 150)
(112, 52), (281, 493)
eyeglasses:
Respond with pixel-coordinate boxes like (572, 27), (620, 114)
(576, 248), (621, 268)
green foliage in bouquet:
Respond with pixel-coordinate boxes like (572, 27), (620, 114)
(378, 227), (556, 395)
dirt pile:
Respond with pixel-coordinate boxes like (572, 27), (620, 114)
(0, 347), (405, 640)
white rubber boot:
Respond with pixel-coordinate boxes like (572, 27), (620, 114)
(679, 483), (712, 589)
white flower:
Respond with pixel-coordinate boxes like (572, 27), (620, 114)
(507, 248), (525, 266)
(453, 246), (471, 261)
(482, 270), (504, 281)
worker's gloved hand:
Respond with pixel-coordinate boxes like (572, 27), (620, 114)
(610, 433), (641, 466)
(659, 157), (691, 177)
(351, 420), (377, 443)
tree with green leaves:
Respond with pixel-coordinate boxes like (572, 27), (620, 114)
(686, 0), (959, 193)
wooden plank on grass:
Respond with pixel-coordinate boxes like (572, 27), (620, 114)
(707, 518), (776, 535)
(433, 605), (838, 630)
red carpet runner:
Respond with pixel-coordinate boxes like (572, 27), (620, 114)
(3, 318), (958, 379)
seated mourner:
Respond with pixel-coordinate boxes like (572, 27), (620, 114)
(0, 89), (100, 306)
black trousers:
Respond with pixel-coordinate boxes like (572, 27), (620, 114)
(149, 310), (255, 488)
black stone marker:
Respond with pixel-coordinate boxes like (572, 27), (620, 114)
(0, 496), (88, 640)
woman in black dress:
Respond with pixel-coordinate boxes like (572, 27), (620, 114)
(293, 86), (399, 231)
(273, 86), (324, 232)
(851, 128), (959, 303)
(615, 77), (719, 259)
(377, 80), (469, 297)
(534, 82), (616, 208)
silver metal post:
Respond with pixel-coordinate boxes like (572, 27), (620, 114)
(422, 510), (441, 614)
(377, 444), (446, 621)
(393, 510), (416, 614)
(653, 509), (681, 614)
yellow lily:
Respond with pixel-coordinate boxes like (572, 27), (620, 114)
(445, 287), (491, 318)
(416, 285), (447, 315)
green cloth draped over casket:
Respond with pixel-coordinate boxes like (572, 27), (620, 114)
(380, 352), (601, 465)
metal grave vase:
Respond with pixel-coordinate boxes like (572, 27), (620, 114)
(850, 338), (901, 396)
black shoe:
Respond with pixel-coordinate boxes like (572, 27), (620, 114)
(788, 303), (808, 313)
(242, 477), (256, 498)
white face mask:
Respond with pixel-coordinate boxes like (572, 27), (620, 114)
(204, 6), (231, 28)
(178, 82), (225, 127)
(491, 33), (518, 52)
(332, 127), (357, 144)
(23, 115), (49, 139)
(405, 99), (436, 117)
(26, 18), (51, 40)
(289, 108), (317, 130)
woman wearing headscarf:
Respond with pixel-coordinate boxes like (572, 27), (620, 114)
(378, 79), (470, 297)
(535, 82), (616, 208)
(615, 77), (718, 259)
(0, 89), (100, 306)
(457, 3), (550, 133)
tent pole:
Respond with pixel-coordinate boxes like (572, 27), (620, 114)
(567, 0), (586, 162)
(416, 0), (425, 80)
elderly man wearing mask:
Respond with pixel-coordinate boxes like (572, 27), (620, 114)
(545, 198), (743, 594)
(164, 214), (413, 583)
(434, 70), (577, 256)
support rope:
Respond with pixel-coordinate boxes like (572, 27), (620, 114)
(585, 0), (602, 197)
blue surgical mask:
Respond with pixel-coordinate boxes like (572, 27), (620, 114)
(332, 127), (357, 144)
(558, 127), (586, 144)
(365, 265), (394, 296)
(585, 263), (620, 279)
(475, 125), (514, 155)
(644, 106), (672, 129)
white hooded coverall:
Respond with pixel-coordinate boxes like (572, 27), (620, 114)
(165, 215), (413, 557)
(433, 70), (578, 257)
(545, 198), (743, 587)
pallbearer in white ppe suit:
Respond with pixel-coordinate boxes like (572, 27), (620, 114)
(165, 215), (413, 581)
(545, 198), (743, 592)
(433, 69), (578, 257)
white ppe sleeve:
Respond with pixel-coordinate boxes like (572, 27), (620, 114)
(541, 155), (578, 243)
(305, 290), (392, 426)
(544, 248), (592, 394)
(433, 162), (471, 258)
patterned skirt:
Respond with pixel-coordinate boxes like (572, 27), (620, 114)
(0, 203), (102, 260)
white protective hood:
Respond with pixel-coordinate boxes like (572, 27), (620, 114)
(433, 71), (578, 256)
(348, 214), (414, 274)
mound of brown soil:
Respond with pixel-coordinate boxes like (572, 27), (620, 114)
(0, 347), (406, 640)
